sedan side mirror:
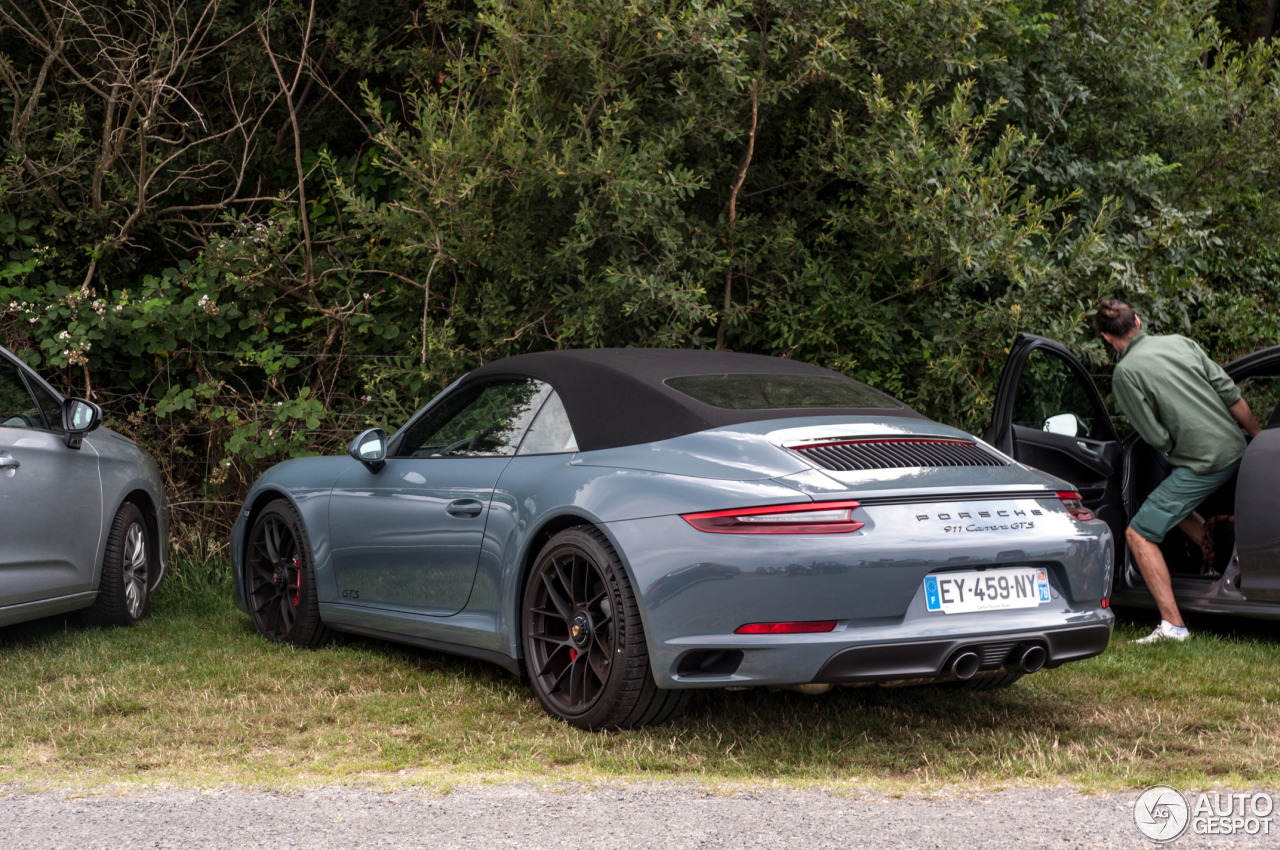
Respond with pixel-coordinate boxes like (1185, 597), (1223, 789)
(349, 427), (388, 472)
(61, 397), (102, 449)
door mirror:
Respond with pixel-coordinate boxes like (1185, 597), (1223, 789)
(61, 397), (102, 449)
(1043, 412), (1086, 438)
(349, 428), (388, 472)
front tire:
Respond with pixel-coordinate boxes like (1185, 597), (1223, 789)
(522, 527), (689, 730)
(85, 502), (151, 627)
(244, 500), (331, 647)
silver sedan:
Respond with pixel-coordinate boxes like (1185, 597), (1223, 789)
(0, 345), (168, 628)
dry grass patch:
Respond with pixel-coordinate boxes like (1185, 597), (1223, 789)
(1, 586), (1277, 791)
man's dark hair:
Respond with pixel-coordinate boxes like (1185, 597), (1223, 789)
(1096, 299), (1138, 337)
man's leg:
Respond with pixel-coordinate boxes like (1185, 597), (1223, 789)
(1126, 525), (1184, 627)
(1178, 511), (1206, 548)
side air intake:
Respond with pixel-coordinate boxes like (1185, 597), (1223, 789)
(790, 438), (1007, 472)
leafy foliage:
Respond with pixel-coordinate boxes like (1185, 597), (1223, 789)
(0, 0), (1278, 534)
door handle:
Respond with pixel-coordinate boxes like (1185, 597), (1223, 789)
(1076, 441), (1099, 458)
(445, 499), (484, 518)
(0, 455), (19, 471)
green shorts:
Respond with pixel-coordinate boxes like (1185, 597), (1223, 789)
(1129, 460), (1241, 544)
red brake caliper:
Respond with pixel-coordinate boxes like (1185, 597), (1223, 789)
(292, 557), (302, 606)
(569, 648), (577, 661)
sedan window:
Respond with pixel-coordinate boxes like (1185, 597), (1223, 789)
(1012, 349), (1097, 438)
(0, 359), (43, 430)
(397, 379), (552, 458)
(25, 375), (65, 433)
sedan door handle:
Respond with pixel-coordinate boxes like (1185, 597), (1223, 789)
(1076, 441), (1099, 458)
(445, 499), (484, 518)
(0, 455), (19, 470)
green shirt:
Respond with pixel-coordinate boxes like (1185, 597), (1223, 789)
(1112, 332), (1245, 475)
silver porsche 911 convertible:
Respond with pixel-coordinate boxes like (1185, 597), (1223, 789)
(231, 349), (1113, 729)
(1, 345), (168, 629)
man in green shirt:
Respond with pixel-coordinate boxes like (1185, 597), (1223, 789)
(1097, 300), (1262, 643)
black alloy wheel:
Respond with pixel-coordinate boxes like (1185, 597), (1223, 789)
(245, 500), (331, 646)
(522, 527), (689, 730)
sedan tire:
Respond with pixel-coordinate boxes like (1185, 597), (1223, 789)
(523, 527), (689, 730)
(245, 500), (331, 647)
(84, 501), (150, 627)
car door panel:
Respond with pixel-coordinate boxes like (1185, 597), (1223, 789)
(1225, 347), (1280, 603)
(985, 334), (1125, 554)
(328, 377), (553, 618)
(328, 458), (508, 616)
(1010, 426), (1119, 503)
(0, 359), (102, 607)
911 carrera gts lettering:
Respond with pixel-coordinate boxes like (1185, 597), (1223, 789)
(942, 521), (1036, 533)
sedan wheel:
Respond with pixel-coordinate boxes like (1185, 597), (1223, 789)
(122, 522), (148, 620)
(245, 500), (331, 647)
(85, 501), (151, 627)
(523, 527), (689, 730)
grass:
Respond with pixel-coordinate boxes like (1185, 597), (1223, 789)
(1, 570), (1278, 793)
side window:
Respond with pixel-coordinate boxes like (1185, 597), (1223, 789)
(1012, 349), (1098, 439)
(1236, 373), (1280, 429)
(517, 391), (578, 455)
(0, 359), (42, 430)
(396, 379), (552, 458)
(26, 376), (65, 433)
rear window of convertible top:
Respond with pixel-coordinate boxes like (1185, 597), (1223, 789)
(664, 373), (902, 410)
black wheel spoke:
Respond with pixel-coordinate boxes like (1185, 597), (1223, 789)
(540, 572), (573, 620)
(529, 605), (567, 622)
(263, 521), (281, 564)
(587, 648), (608, 684)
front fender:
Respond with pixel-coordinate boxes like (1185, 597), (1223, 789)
(232, 456), (356, 613)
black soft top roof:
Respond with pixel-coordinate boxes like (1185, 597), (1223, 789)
(461, 348), (925, 452)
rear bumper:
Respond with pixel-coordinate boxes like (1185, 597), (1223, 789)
(811, 622), (1111, 684)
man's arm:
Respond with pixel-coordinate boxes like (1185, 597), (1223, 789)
(1113, 371), (1173, 453)
(1194, 340), (1244, 407)
(1229, 397), (1263, 438)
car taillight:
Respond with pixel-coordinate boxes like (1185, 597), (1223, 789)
(1056, 491), (1095, 522)
(681, 500), (863, 534)
(735, 620), (838, 635)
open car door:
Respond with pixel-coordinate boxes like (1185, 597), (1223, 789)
(1225, 344), (1280, 602)
(983, 334), (1126, 551)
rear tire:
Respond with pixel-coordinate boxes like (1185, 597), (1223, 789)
(84, 502), (151, 627)
(957, 671), (1024, 691)
(522, 527), (689, 730)
(244, 500), (332, 647)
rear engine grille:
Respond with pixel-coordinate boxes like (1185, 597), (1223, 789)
(790, 438), (1007, 472)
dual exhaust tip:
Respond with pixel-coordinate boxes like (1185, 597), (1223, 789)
(948, 643), (1047, 680)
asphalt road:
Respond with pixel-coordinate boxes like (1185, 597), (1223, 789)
(2, 784), (1277, 849)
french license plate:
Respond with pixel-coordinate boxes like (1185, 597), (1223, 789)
(924, 568), (1050, 614)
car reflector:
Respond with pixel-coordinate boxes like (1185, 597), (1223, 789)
(681, 500), (862, 534)
(1056, 491), (1096, 522)
(1101, 598), (1110, 609)
(735, 620), (839, 635)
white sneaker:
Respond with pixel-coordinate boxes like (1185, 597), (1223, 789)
(1133, 623), (1190, 644)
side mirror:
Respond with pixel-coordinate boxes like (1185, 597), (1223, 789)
(349, 427), (388, 472)
(61, 397), (102, 449)
(1042, 412), (1086, 438)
